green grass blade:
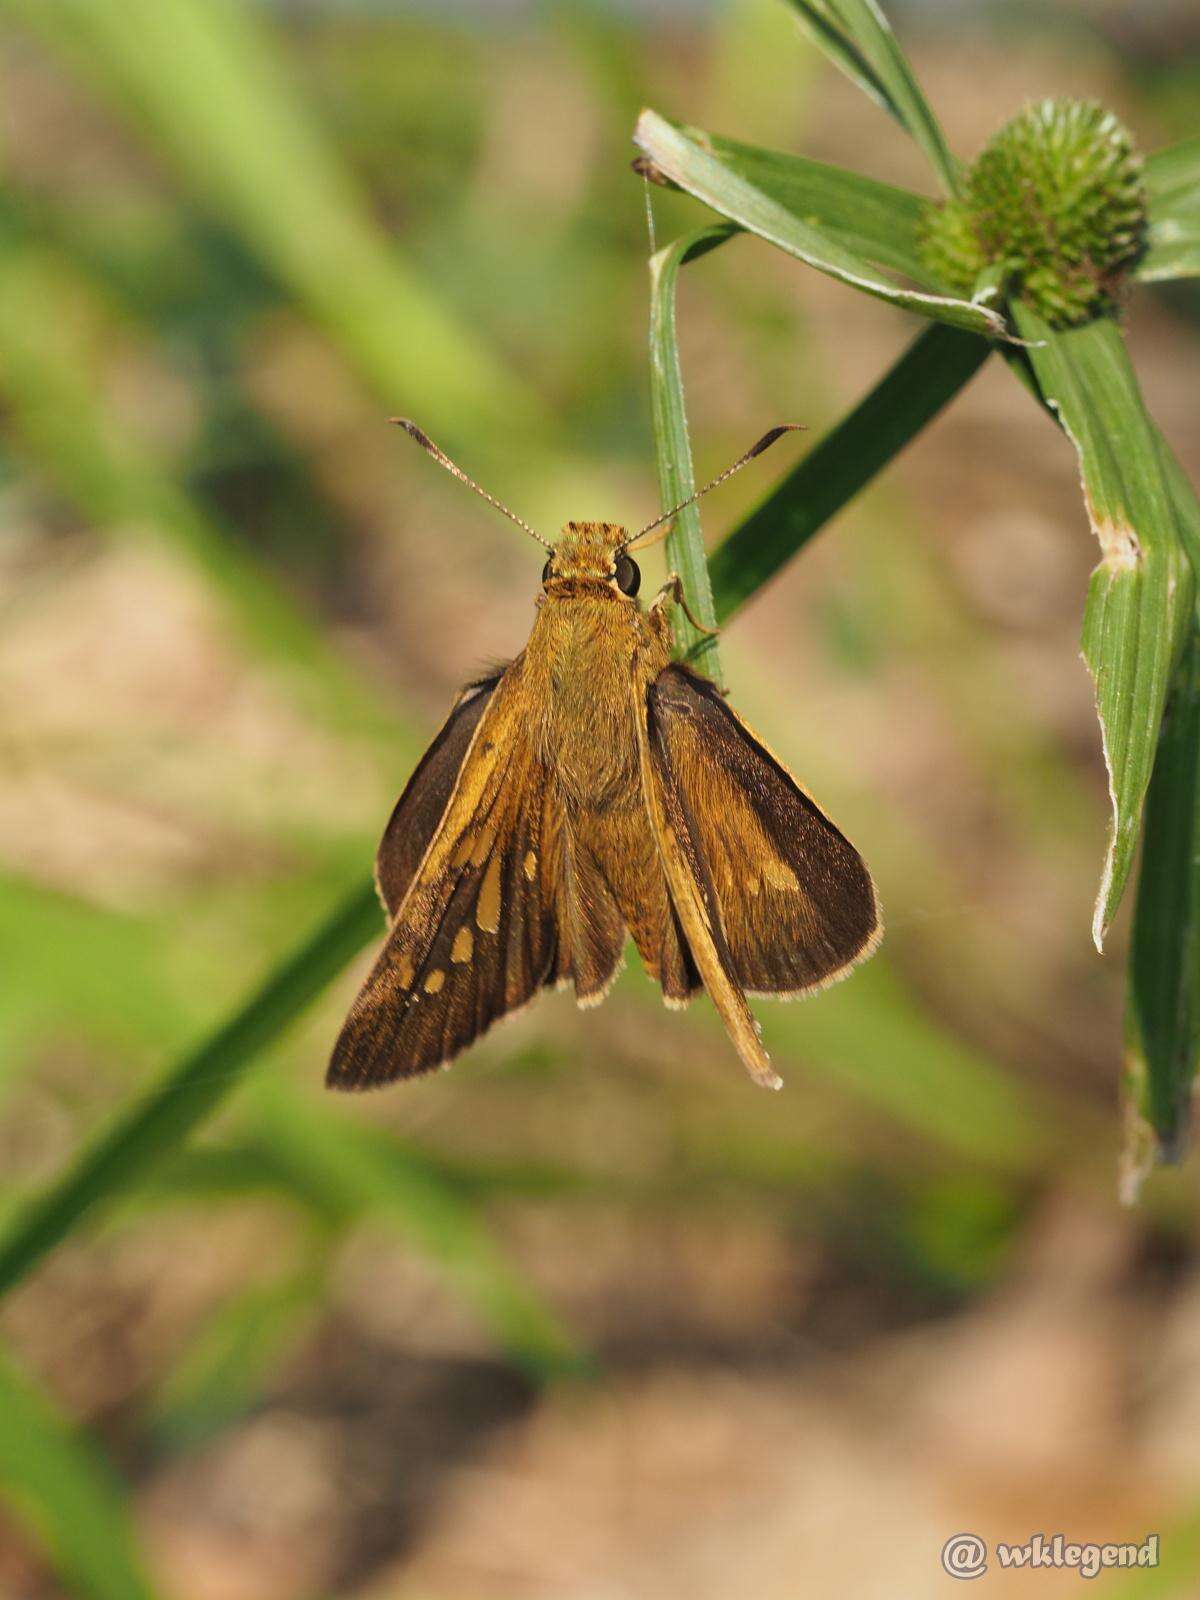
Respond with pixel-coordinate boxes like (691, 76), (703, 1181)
(6, 0), (543, 449)
(0, 882), (382, 1300)
(0, 1344), (159, 1600)
(1163, 436), (1200, 590)
(688, 128), (934, 283)
(633, 113), (1003, 335)
(1013, 306), (1195, 949)
(1139, 135), (1200, 282)
(648, 225), (736, 683)
(782, 0), (959, 195)
(1123, 620), (1200, 1193)
(781, 0), (897, 122)
(710, 322), (991, 621)
(0, 876), (579, 1380)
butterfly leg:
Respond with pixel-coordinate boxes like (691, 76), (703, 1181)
(649, 572), (720, 638)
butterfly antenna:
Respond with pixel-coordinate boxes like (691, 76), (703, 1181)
(624, 424), (804, 553)
(391, 419), (553, 551)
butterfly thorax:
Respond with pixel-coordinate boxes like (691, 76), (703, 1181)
(525, 523), (669, 813)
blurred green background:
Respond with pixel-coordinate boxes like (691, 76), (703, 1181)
(1, 1), (1199, 1596)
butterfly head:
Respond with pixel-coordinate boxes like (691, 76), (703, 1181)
(543, 522), (640, 597)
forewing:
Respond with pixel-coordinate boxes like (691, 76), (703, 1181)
(375, 669), (503, 919)
(633, 667), (778, 1088)
(329, 666), (562, 1088)
(647, 665), (880, 996)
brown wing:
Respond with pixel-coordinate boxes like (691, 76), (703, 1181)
(375, 670), (503, 919)
(329, 663), (564, 1089)
(646, 664), (881, 998)
(633, 667), (778, 1088)
(330, 658), (634, 1088)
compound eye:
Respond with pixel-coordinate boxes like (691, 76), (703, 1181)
(541, 558), (553, 586)
(614, 552), (640, 596)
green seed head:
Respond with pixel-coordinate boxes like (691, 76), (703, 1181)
(920, 98), (1148, 326)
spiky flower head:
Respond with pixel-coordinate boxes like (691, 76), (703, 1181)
(920, 98), (1147, 327)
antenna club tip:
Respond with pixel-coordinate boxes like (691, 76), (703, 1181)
(750, 423), (805, 456)
(390, 417), (432, 446)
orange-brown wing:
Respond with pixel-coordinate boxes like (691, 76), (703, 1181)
(646, 664), (881, 999)
(328, 665), (564, 1089)
(375, 670), (503, 919)
(633, 666), (777, 1088)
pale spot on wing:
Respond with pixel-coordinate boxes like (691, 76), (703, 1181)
(470, 825), (497, 868)
(424, 969), (446, 994)
(763, 858), (799, 892)
(523, 850), (537, 881)
(477, 853), (502, 933)
(451, 926), (474, 964)
(397, 955), (415, 988)
(747, 876), (761, 897)
(452, 833), (475, 868)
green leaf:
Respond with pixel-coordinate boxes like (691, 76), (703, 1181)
(0, 1344), (158, 1600)
(633, 114), (1005, 336)
(1145, 134), (1200, 214)
(781, 0), (959, 195)
(1163, 435), (1200, 591)
(6, 0), (543, 448)
(1120, 442), (1200, 1194)
(710, 321), (992, 621)
(692, 128), (934, 284)
(647, 226), (735, 683)
(1013, 307), (1195, 948)
(1139, 225), (1200, 284)
(0, 882), (382, 1301)
(1139, 135), (1200, 282)
(1123, 620), (1200, 1196)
